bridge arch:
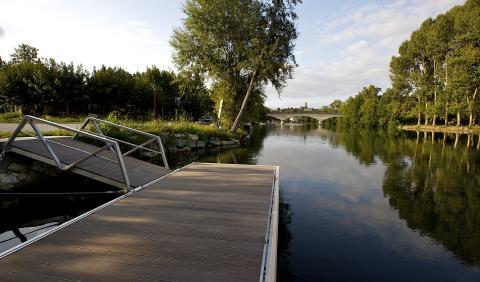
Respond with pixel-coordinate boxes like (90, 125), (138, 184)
(266, 113), (342, 123)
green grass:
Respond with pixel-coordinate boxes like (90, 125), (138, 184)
(0, 111), (86, 123)
(123, 120), (240, 139)
(0, 111), (23, 122)
(95, 120), (242, 147)
(1, 120), (241, 143)
(39, 115), (87, 123)
(0, 112), (243, 142)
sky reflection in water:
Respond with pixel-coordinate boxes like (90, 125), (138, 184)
(1, 124), (479, 281)
(199, 124), (480, 282)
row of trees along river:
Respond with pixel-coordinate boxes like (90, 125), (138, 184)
(0, 44), (214, 120)
(339, 0), (480, 129)
(0, 0), (300, 132)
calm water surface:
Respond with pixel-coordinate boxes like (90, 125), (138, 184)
(1, 124), (480, 281)
(197, 125), (480, 281)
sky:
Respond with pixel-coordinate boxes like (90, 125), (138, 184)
(0, 0), (465, 109)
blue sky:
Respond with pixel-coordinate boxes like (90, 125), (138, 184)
(0, 0), (464, 108)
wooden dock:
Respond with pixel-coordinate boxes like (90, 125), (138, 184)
(3, 136), (171, 189)
(0, 162), (279, 281)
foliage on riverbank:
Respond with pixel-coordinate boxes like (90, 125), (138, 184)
(113, 119), (241, 141)
(0, 44), (213, 120)
(340, 0), (480, 129)
(0, 114), (240, 143)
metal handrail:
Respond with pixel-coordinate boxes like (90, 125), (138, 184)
(74, 117), (169, 169)
(2, 115), (132, 191)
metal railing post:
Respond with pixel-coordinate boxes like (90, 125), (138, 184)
(82, 117), (169, 169)
(28, 119), (63, 169)
(73, 117), (91, 139)
(113, 142), (131, 191)
(4, 115), (169, 191)
(91, 119), (115, 152)
(3, 117), (28, 151)
(157, 136), (169, 169)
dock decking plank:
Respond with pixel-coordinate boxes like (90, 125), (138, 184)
(0, 163), (277, 281)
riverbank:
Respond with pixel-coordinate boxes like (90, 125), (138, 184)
(0, 119), (243, 154)
(401, 124), (480, 135)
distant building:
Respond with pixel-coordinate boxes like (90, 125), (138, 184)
(300, 102), (312, 112)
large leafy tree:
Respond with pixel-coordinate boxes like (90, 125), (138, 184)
(341, 0), (480, 129)
(10, 43), (39, 64)
(1, 43), (213, 118)
(176, 71), (213, 119)
(142, 67), (179, 119)
(171, 0), (299, 131)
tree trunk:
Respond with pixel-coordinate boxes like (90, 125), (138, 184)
(444, 60), (449, 126)
(417, 112), (421, 125)
(457, 112), (461, 126)
(433, 59), (437, 126)
(424, 102), (428, 126)
(444, 102), (448, 126)
(231, 69), (257, 132)
(468, 88), (477, 127)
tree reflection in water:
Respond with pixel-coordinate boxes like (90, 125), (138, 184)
(328, 126), (480, 266)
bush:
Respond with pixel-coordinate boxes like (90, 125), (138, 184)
(0, 111), (22, 122)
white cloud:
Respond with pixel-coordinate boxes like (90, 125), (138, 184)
(265, 0), (465, 109)
(0, 0), (465, 108)
(0, 0), (173, 72)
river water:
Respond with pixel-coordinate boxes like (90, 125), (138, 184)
(1, 124), (480, 281)
(196, 124), (480, 281)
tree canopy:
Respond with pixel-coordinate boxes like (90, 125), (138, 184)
(171, 0), (300, 131)
(339, 0), (480, 128)
(0, 44), (213, 119)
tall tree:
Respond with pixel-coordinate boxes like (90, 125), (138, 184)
(176, 71), (213, 119)
(171, 0), (299, 131)
(10, 43), (39, 64)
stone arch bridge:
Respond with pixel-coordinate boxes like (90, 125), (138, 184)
(266, 112), (342, 122)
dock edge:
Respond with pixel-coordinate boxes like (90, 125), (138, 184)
(260, 166), (280, 282)
(0, 163), (194, 260)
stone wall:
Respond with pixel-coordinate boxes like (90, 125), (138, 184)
(0, 153), (59, 191)
(164, 133), (239, 154)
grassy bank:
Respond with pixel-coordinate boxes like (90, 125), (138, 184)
(0, 111), (87, 123)
(117, 119), (240, 141)
(401, 125), (480, 135)
(0, 117), (241, 142)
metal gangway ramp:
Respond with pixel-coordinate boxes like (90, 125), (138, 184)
(1, 115), (170, 191)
